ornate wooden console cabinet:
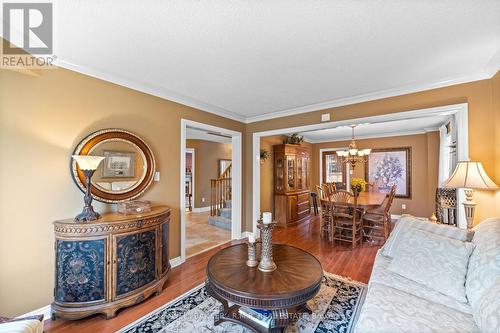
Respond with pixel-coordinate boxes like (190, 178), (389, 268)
(274, 144), (311, 227)
(52, 206), (171, 320)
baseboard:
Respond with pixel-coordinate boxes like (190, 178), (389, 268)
(192, 206), (211, 213)
(170, 256), (185, 268)
(19, 304), (51, 321)
(391, 214), (402, 220)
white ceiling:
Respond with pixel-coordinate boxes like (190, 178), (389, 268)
(19, 1), (500, 122)
(298, 115), (449, 143)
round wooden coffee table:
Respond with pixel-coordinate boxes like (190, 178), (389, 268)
(206, 243), (323, 333)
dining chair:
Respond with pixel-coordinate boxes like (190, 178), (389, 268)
(330, 190), (363, 249)
(320, 198), (334, 240)
(316, 185), (326, 200)
(327, 182), (337, 194)
(363, 185), (397, 243)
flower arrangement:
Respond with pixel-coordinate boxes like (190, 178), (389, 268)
(350, 178), (367, 195)
(283, 133), (304, 145)
(260, 149), (271, 163)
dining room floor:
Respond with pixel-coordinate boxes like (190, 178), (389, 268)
(185, 211), (231, 257)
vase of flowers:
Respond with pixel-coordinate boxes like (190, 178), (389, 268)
(350, 178), (367, 197)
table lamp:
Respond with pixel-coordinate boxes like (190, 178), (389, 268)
(72, 155), (106, 222)
(442, 160), (498, 228)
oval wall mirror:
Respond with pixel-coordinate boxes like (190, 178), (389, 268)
(71, 129), (156, 203)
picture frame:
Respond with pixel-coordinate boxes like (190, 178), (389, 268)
(365, 147), (411, 198)
(103, 150), (136, 178)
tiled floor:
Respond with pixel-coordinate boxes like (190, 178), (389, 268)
(185, 211), (231, 257)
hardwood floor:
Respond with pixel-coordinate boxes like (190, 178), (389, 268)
(44, 214), (380, 333)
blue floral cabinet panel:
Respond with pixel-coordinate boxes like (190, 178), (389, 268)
(161, 223), (170, 274)
(55, 239), (106, 303)
(115, 229), (156, 297)
(53, 207), (170, 320)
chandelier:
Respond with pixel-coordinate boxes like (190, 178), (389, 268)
(336, 125), (371, 168)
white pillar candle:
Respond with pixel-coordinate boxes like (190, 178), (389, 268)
(262, 212), (272, 224)
(248, 233), (255, 243)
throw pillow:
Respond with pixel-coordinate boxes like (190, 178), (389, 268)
(382, 214), (474, 258)
(387, 229), (475, 303)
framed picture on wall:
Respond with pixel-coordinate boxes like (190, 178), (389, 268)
(365, 147), (411, 198)
(103, 150), (136, 178)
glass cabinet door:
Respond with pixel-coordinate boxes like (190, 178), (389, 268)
(275, 157), (284, 192)
(286, 155), (295, 191)
(303, 156), (310, 189)
(297, 157), (303, 190)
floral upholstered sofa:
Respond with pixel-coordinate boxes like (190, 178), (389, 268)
(355, 215), (500, 333)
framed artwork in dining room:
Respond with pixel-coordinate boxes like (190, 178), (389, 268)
(365, 147), (411, 198)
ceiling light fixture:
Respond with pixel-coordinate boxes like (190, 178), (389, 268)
(336, 125), (371, 169)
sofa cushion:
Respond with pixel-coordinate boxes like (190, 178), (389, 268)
(387, 229), (474, 303)
(354, 282), (479, 333)
(473, 277), (500, 333)
(370, 251), (472, 314)
(0, 319), (43, 333)
(466, 218), (500, 310)
(382, 215), (474, 258)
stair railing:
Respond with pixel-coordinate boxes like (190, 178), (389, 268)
(210, 164), (232, 216)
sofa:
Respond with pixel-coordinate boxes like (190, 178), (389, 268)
(0, 315), (43, 333)
(355, 215), (500, 333)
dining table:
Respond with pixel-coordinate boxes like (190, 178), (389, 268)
(347, 191), (387, 210)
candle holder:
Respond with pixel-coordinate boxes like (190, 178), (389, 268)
(246, 241), (259, 267)
(257, 219), (277, 272)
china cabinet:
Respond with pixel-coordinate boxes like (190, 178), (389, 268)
(274, 144), (311, 226)
(52, 206), (170, 320)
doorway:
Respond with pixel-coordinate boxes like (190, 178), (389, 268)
(252, 103), (469, 233)
(180, 119), (242, 263)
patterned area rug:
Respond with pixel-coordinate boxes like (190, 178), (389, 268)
(119, 273), (367, 333)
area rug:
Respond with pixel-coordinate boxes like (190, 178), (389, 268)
(118, 273), (367, 333)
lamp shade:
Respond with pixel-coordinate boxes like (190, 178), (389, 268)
(442, 161), (498, 190)
(72, 155), (105, 171)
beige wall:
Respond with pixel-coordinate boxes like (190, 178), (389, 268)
(311, 132), (439, 217)
(245, 78), (500, 232)
(186, 139), (232, 208)
(0, 68), (245, 316)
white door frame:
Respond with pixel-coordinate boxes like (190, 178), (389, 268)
(185, 148), (195, 211)
(180, 119), (242, 262)
(252, 103), (469, 233)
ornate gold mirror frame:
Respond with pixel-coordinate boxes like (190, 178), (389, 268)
(71, 129), (156, 203)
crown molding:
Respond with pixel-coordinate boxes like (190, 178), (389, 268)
(244, 71), (491, 123)
(53, 58), (247, 123)
(484, 47), (500, 77)
(54, 57), (492, 125)
(303, 128), (439, 143)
